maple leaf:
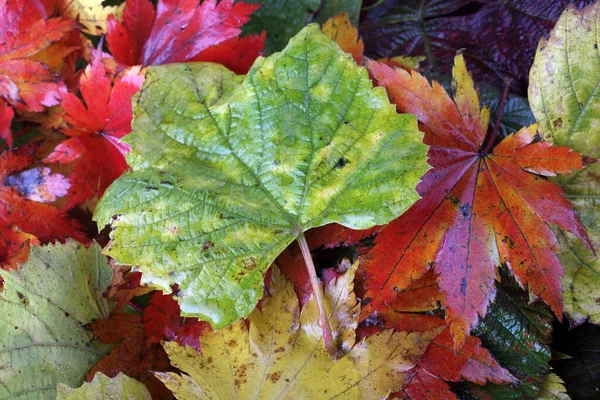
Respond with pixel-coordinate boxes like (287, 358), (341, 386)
(0, 242), (112, 399)
(0, 0), (77, 111)
(360, 0), (595, 95)
(0, 144), (85, 264)
(529, 1), (600, 326)
(355, 267), (516, 398)
(362, 54), (590, 347)
(44, 50), (144, 208)
(105, 0), (261, 67)
(94, 25), (428, 331)
(57, 372), (151, 400)
(156, 265), (442, 399)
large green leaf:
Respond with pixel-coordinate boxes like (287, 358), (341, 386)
(57, 372), (151, 400)
(528, 1), (600, 325)
(242, 0), (361, 52)
(95, 25), (428, 329)
(0, 242), (112, 399)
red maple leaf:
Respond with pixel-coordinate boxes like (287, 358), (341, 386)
(106, 0), (263, 69)
(143, 291), (209, 351)
(0, 0), (77, 111)
(356, 270), (515, 398)
(0, 144), (85, 264)
(44, 50), (144, 208)
(361, 55), (590, 347)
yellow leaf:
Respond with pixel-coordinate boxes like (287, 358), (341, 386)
(157, 263), (442, 399)
(57, 372), (152, 400)
(321, 12), (364, 64)
(59, 0), (123, 35)
(452, 54), (490, 134)
(537, 373), (570, 400)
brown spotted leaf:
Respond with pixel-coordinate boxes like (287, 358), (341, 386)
(157, 265), (441, 399)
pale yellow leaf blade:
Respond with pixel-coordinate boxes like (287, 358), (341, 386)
(159, 264), (441, 399)
(56, 372), (152, 400)
(59, 0), (123, 35)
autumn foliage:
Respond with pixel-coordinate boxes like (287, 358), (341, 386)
(0, 0), (598, 399)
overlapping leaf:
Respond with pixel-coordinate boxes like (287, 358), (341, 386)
(44, 51), (144, 208)
(57, 372), (151, 400)
(106, 0), (262, 68)
(356, 268), (514, 398)
(529, 1), (600, 325)
(242, 0), (361, 53)
(0, 0), (77, 111)
(157, 265), (441, 399)
(0, 242), (112, 399)
(58, 0), (122, 35)
(94, 25), (428, 329)
(362, 54), (589, 347)
(456, 273), (554, 398)
(0, 145), (85, 264)
(360, 0), (594, 95)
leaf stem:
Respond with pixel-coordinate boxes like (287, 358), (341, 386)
(483, 77), (511, 154)
(296, 232), (335, 356)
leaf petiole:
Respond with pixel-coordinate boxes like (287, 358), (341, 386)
(296, 231), (335, 356)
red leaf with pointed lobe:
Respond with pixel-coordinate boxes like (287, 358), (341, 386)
(143, 292), (208, 351)
(394, 367), (457, 400)
(420, 328), (516, 385)
(0, 144), (85, 264)
(44, 52), (144, 208)
(190, 32), (266, 74)
(361, 55), (589, 348)
(0, 0), (76, 111)
(106, 0), (261, 67)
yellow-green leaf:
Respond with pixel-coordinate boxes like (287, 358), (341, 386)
(57, 372), (152, 400)
(0, 242), (112, 399)
(528, 1), (600, 325)
(156, 264), (441, 399)
(94, 25), (428, 329)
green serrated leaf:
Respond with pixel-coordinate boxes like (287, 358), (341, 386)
(0, 241), (112, 400)
(554, 165), (600, 326)
(460, 275), (554, 399)
(95, 25), (428, 329)
(57, 372), (152, 400)
(242, 0), (361, 52)
(528, 1), (600, 326)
